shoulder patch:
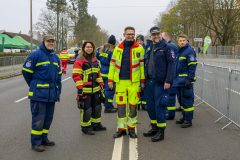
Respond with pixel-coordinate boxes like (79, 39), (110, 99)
(26, 62), (31, 67)
(190, 57), (195, 61)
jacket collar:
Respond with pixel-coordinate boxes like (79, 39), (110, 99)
(118, 40), (139, 50)
(168, 40), (172, 44)
(178, 43), (190, 53)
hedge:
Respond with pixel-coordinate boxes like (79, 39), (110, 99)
(0, 52), (61, 57)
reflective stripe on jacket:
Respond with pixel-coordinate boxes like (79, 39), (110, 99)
(108, 40), (145, 83)
(96, 46), (113, 80)
(59, 50), (69, 62)
(173, 43), (197, 87)
(22, 44), (62, 102)
(72, 57), (104, 94)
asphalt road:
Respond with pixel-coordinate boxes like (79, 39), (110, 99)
(0, 64), (240, 160)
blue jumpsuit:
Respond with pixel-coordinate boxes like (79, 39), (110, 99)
(22, 42), (62, 145)
(173, 43), (197, 120)
(166, 40), (178, 118)
(144, 39), (175, 129)
(96, 47), (115, 108)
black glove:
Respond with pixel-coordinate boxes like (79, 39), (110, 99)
(78, 89), (83, 95)
(185, 77), (194, 88)
(58, 95), (60, 102)
(140, 82), (146, 93)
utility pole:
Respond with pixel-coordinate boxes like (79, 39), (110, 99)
(62, 16), (63, 50)
(30, 0), (33, 53)
(56, 0), (59, 52)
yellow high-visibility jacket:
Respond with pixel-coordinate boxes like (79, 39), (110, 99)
(108, 40), (145, 83)
(59, 50), (69, 62)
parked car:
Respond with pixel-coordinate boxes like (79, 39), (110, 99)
(67, 48), (77, 63)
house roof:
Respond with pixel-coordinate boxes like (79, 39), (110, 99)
(3, 32), (42, 46)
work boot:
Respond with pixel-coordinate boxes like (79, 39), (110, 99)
(113, 130), (127, 138)
(41, 140), (55, 146)
(176, 107), (182, 112)
(82, 127), (95, 135)
(143, 124), (158, 137)
(128, 128), (137, 138)
(176, 117), (185, 124)
(92, 123), (107, 131)
(104, 107), (117, 113)
(138, 104), (141, 110)
(166, 115), (174, 120)
(142, 107), (147, 111)
(181, 120), (192, 128)
(31, 145), (45, 152)
(151, 128), (164, 142)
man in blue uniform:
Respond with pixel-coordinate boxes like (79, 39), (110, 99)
(22, 35), (62, 152)
(136, 34), (147, 111)
(162, 32), (178, 120)
(143, 27), (175, 142)
(173, 34), (197, 128)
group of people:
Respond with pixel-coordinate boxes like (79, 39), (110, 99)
(22, 26), (197, 152)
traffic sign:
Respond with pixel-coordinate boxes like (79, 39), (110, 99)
(194, 38), (203, 42)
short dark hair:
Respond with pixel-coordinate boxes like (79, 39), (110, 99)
(124, 26), (135, 33)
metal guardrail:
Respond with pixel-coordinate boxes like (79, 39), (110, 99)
(195, 63), (240, 129)
(0, 56), (28, 77)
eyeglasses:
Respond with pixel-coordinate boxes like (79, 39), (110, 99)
(126, 34), (135, 36)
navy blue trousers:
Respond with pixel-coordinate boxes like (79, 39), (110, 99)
(146, 79), (167, 129)
(30, 100), (55, 145)
(176, 87), (194, 120)
(103, 79), (115, 108)
(167, 87), (177, 117)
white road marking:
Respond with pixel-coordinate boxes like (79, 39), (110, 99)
(197, 69), (212, 73)
(226, 88), (240, 95)
(62, 77), (71, 82)
(14, 77), (71, 103)
(111, 129), (123, 160)
(129, 126), (138, 160)
(14, 96), (28, 103)
(197, 76), (209, 81)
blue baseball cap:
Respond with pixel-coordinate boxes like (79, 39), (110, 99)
(150, 27), (161, 34)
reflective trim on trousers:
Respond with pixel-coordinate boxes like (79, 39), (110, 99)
(91, 117), (101, 123)
(157, 123), (166, 127)
(167, 106), (176, 110)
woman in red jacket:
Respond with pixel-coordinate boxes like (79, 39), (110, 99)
(72, 41), (106, 135)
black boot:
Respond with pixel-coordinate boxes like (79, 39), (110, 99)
(104, 107), (118, 113)
(176, 107), (183, 112)
(181, 120), (192, 128)
(142, 107), (147, 111)
(176, 117), (185, 124)
(41, 140), (55, 146)
(31, 145), (45, 152)
(166, 115), (174, 120)
(138, 104), (141, 110)
(128, 128), (137, 138)
(82, 127), (95, 135)
(143, 124), (157, 137)
(92, 123), (107, 131)
(113, 130), (127, 138)
(151, 128), (164, 142)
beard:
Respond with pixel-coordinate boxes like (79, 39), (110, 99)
(153, 37), (161, 43)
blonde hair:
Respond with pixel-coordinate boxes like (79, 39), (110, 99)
(100, 43), (116, 53)
(178, 34), (188, 40)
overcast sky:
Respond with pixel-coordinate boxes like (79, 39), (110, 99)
(1, 0), (169, 41)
